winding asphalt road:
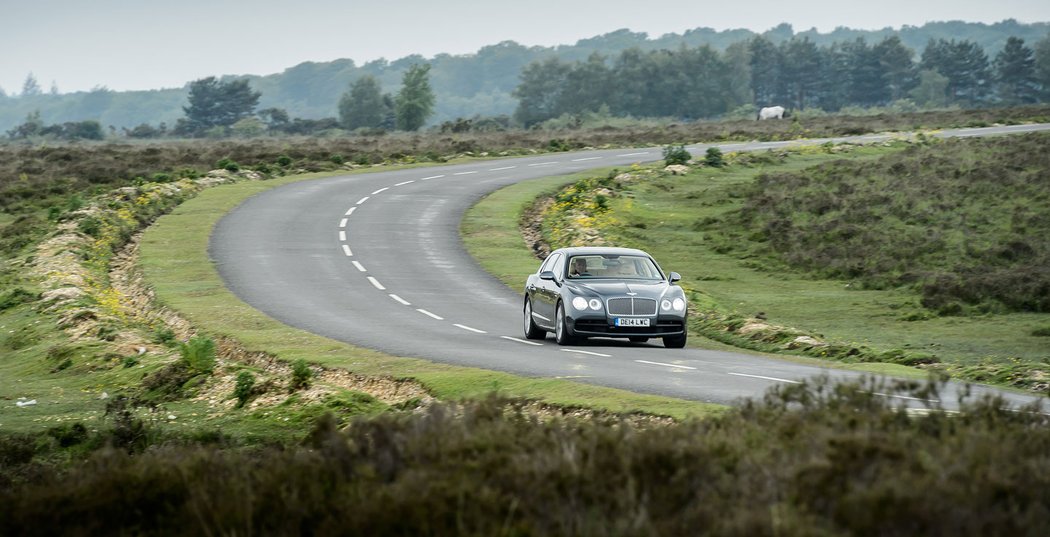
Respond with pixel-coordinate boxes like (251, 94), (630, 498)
(211, 124), (1050, 410)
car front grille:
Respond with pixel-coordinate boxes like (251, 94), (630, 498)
(607, 297), (657, 316)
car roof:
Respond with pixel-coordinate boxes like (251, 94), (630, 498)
(553, 246), (652, 258)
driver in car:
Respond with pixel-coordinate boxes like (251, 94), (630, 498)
(569, 258), (590, 277)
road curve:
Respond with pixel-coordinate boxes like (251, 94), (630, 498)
(211, 124), (1050, 410)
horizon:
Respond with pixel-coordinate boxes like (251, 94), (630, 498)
(4, 0), (1050, 95)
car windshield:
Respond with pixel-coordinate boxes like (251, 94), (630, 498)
(566, 255), (663, 280)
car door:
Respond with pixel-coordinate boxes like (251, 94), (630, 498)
(533, 252), (562, 327)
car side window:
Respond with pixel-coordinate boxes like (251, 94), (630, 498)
(539, 253), (561, 274)
(551, 254), (566, 281)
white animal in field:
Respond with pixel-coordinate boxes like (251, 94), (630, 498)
(757, 106), (786, 120)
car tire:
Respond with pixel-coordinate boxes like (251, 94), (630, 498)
(629, 337), (649, 343)
(555, 302), (575, 346)
(523, 298), (546, 340)
(663, 332), (687, 349)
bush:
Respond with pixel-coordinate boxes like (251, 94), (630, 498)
(704, 147), (725, 167)
(216, 158), (240, 172)
(179, 336), (216, 374)
(0, 288), (36, 311)
(77, 216), (102, 238)
(291, 359), (312, 391)
(663, 144), (691, 165)
(234, 371), (255, 408)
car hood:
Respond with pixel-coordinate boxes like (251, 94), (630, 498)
(566, 280), (669, 298)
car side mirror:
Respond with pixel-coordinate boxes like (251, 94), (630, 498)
(668, 271), (681, 284)
(539, 271), (556, 281)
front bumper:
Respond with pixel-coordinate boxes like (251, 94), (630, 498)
(568, 315), (686, 338)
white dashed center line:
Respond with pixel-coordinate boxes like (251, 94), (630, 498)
(339, 218), (348, 228)
(356, 196), (370, 205)
(344, 207), (356, 216)
(527, 161), (559, 167)
(617, 152), (650, 157)
(351, 261), (366, 272)
(395, 180), (415, 186)
(338, 231), (346, 241)
(367, 276), (385, 290)
(873, 392), (940, 403)
(341, 245), (353, 256)
(560, 349), (611, 358)
(417, 308), (444, 320)
(500, 336), (543, 346)
(488, 166), (516, 171)
(454, 324), (487, 334)
(635, 360), (696, 370)
(389, 294), (411, 306)
(421, 174), (444, 181)
(453, 171), (478, 176)
(727, 372), (800, 384)
(371, 187), (389, 195)
(571, 157), (602, 162)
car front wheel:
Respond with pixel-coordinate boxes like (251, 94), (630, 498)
(555, 302), (575, 346)
(663, 332), (687, 349)
(523, 298), (546, 340)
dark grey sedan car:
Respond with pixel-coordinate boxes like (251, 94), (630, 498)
(523, 247), (688, 348)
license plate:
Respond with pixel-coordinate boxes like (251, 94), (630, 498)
(615, 318), (650, 327)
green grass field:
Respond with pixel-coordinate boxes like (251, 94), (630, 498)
(463, 142), (1050, 394)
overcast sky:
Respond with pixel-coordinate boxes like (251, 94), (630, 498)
(4, 0), (1050, 94)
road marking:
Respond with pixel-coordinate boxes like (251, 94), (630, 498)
(367, 276), (385, 290)
(344, 207), (356, 216)
(395, 180), (415, 186)
(389, 294), (410, 306)
(527, 161), (559, 167)
(341, 245), (353, 256)
(560, 349), (611, 358)
(873, 392), (940, 403)
(371, 187), (389, 195)
(454, 324), (487, 334)
(356, 196), (370, 205)
(500, 335), (543, 346)
(728, 372), (800, 384)
(488, 165), (516, 171)
(421, 174), (445, 180)
(351, 261), (366, 272)
(453, 171), (478, 176)
(339, 218), (348, 228)
(617, 152), (650, 157)
(417, 308), (443, 320)
(571, 156), (602, 162)
(635, 360), (696, 370)
(338, 231), (346, 241)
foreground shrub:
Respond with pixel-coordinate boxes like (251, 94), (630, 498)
(179, 336), (215, 374)
(1, 378), (1047, 535)
(663, 144), (691, 165)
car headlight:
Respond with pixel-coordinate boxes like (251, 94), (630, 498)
(662, 298), (687, 312)
(572, 297), (588, 310)
(588, 298), (602, 310)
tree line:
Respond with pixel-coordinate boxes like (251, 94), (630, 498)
(513, 35), (1050, 126)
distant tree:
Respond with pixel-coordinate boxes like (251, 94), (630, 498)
(840, 38), (887, 107)
(395, 64), (435, 131)
(873, 36), (917, 101)
(0, 86), (6, 98)
(1036, 36), (1050, 100)
(21, 73), (42, 97)
(123, 122), (168, 139)
(177, 76), (261, 136)
(257, 107), (290, 131)
(780, 37), (823, 110)
(558, 53), (613, 116)
(748, 36), (784, 105)
(921, 39), (991, 105)
(6, 111), (44, 138)
(338, 75), (387, 130)
(994, 37), (1039, 105)
(513, 57), (571, 127)
(49, 81), (59, 95)
(910, 69), (950, 108)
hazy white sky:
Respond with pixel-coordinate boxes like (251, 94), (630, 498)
(4, 0), (1049, 94)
